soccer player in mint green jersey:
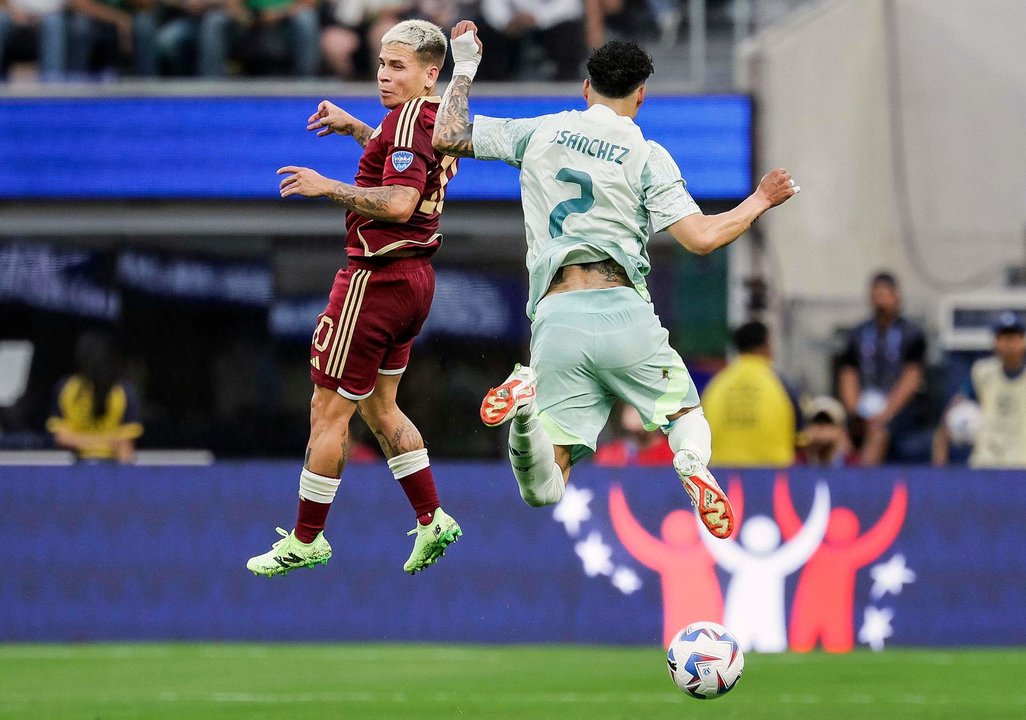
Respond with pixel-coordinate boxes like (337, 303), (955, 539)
(433, 21), (800, 540)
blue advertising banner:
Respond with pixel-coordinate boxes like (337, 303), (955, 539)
(2, 463), (1022, 647)
(0, 95), (751, 200)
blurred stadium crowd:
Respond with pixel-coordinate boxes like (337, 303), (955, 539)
(0, 0), (741, 82)
(5, 262), (1022, 470)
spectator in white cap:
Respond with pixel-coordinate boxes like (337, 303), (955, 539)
(933, 311), (1026, 468)
(796, 396), (856, 468)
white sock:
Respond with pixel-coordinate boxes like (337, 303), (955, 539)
(508, 408), (564, 507)
(665, 407), (712, 466)
(299, 468), (341, 504)
(386, 448), (430, 479)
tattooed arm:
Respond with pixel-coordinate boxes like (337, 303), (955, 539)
(432, 20), (483, 157)
(277, 166), (419, 222)
(433, 74), (476, 158)
(326, 183), (419, 223)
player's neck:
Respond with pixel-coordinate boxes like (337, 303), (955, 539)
(587, 96), (639, 119)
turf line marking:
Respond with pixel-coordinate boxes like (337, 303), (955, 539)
(152, 691), (685, 705)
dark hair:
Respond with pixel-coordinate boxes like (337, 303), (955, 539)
(733, 321), (769, 354)
(586, 41), (654, 98)
(74, 331), (123, 420)
(417, 38), (447, 68)
(870, 271), (898, 289)
(809, 411), (838, 426)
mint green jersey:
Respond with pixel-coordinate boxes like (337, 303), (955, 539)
(472, 103), (701, 317)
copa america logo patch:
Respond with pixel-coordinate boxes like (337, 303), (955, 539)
(391, 151), (414, 172)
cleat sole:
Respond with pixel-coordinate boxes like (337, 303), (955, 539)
(250, 553), (332, 578)
(680, 474), (734, 539)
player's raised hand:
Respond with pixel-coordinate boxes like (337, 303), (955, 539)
(450, 20), (483, 79)
(307, 100), (359, 138)
(756, 168), (801, 208)
(277, 166), (332, 199)
(451, 19), (481, 45)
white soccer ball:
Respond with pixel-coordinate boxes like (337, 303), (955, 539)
(945, 400), (983, 446)
(666, 621), (744, 700)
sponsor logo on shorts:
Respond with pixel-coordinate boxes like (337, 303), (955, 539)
(391, 151), (414, 172)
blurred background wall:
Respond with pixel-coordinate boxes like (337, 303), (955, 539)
(736, 0), (1026, 392)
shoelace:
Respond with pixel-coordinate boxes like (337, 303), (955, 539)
(270, 527), (289, 548)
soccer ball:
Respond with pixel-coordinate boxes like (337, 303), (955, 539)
(666, 621), (744, 699)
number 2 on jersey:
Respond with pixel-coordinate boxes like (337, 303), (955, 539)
(548, 168), (595, 238)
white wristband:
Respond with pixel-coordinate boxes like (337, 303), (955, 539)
(450, 33), (481, 81)
(452, 61), (479, 80)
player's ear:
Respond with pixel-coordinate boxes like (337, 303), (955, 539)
(582, 79), (591, 103)
(636, 84), (646, 109)
(425, 63), (440, 88)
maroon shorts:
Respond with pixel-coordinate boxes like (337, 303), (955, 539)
(310, 256), (435, 399)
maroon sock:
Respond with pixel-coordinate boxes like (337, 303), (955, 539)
(295, 497), (332, 543)
(398, 466), (440, 525)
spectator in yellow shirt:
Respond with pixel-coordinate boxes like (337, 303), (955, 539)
(702, 321), (800, 467)
(46, 332), (143, 463)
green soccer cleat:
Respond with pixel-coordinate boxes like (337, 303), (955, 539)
(403, 507), (462, 574)
(246, 527), (332, 577)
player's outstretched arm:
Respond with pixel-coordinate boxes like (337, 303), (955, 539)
(667, 168), (799, 256)
(432, 20), (483, 158)
(307, 100), (374, 148)
(277, 166), (419, 222)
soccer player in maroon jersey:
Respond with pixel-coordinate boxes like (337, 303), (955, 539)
(246, 19), (463, 577)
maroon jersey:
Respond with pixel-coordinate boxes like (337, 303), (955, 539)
(346, 96), (459, 258)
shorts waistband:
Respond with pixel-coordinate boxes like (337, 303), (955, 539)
(536, 286), (643, 315)
(347, 255), (433, 273)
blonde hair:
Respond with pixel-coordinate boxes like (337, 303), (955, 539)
(381, 19), (447, 67)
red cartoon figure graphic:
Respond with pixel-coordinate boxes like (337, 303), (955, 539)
(609, 479), (744, 648)
(774, 473), (908, 652)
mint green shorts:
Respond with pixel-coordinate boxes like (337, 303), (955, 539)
(530, 286), (699, 464)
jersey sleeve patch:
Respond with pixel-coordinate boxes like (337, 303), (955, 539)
(391, 150), (415, 172)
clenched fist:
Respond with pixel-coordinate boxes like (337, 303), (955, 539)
(756, 168), (801, 209)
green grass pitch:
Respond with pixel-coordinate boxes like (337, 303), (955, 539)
(1, 644), (1023, 719)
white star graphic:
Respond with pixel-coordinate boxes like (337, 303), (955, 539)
(575, 531), (614, 577)
(610, 566), (643, 595)
(552, 485), (593, 537)
(858, 606), (894, 651)
(870, 554), (916, 600)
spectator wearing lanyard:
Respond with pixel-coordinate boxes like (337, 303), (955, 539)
(837, 271), (927, 465)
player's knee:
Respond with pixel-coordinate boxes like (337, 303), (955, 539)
(310, 386), (355, 428)
(519, 486), (556, 508)
(357, 403), (398, 433)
